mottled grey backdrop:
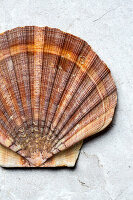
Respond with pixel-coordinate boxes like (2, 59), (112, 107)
(0, 0), (132, 199)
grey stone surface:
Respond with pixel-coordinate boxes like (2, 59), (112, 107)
(0, 0), (133, 199)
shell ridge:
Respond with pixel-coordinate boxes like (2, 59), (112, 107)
(0, 65), (23, 129)
(5, 29), (28, 127)
(37, 49), (96, 139)
(63, 91), (117, 148)
(5, 27), (34, 150)
(25, 26), (35, 132)
(44, 39), (86, 144)
(0, 110), (12, 135)
(49, 44), (93, 132)
(51, 91), (117, 153)
(43, 32), (73, 138)
(5, 27), (39, 158)
(0, 111), (14, 143)
(0, 129), (13, 147)
(38, 26), (47, 135)
(48, 57), (110, 144)
(0, 70), (18, 138)
(0, 32), (25, 128)
(49, 52), (98, 136)
(39, 27), (67, 138)
(32, 27), (45, 125)
(54, 107), (114, 153)
(48, 74), (116, 152)
(38, 27), (62, 135)
(0, 100), (16, 134)
(25, 26), (33, 128)
(32, 27), (45, 143)
(41, 30), (69, 137)
(20, 27), (32, 127)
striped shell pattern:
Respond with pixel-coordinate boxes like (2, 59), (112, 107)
(0, 26), (117, 167)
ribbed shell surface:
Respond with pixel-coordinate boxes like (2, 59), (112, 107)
(0, 26), (117, 166)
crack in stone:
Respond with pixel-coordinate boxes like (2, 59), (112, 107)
(78, 178), (114, 200)
(81, 151), (114, 199)
(93, 6), (120, 22)
(78, 179), (90, 189)
(82, 151), (103, 168)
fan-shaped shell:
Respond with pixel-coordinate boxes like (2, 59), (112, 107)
(0, 26), (117, 166)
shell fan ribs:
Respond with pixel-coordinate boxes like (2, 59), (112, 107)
(0, 26), (117, 166)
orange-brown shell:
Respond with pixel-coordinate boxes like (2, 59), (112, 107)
(0, 26), (117, 167)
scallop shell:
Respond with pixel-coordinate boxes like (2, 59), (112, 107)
(0, 26), (117, 167)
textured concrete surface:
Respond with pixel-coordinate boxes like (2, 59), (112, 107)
(0, 0), (133, 199)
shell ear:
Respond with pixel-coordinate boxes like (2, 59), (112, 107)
(0, 26), (117, 167)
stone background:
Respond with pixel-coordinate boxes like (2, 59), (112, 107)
(0, 0), (133, 199)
